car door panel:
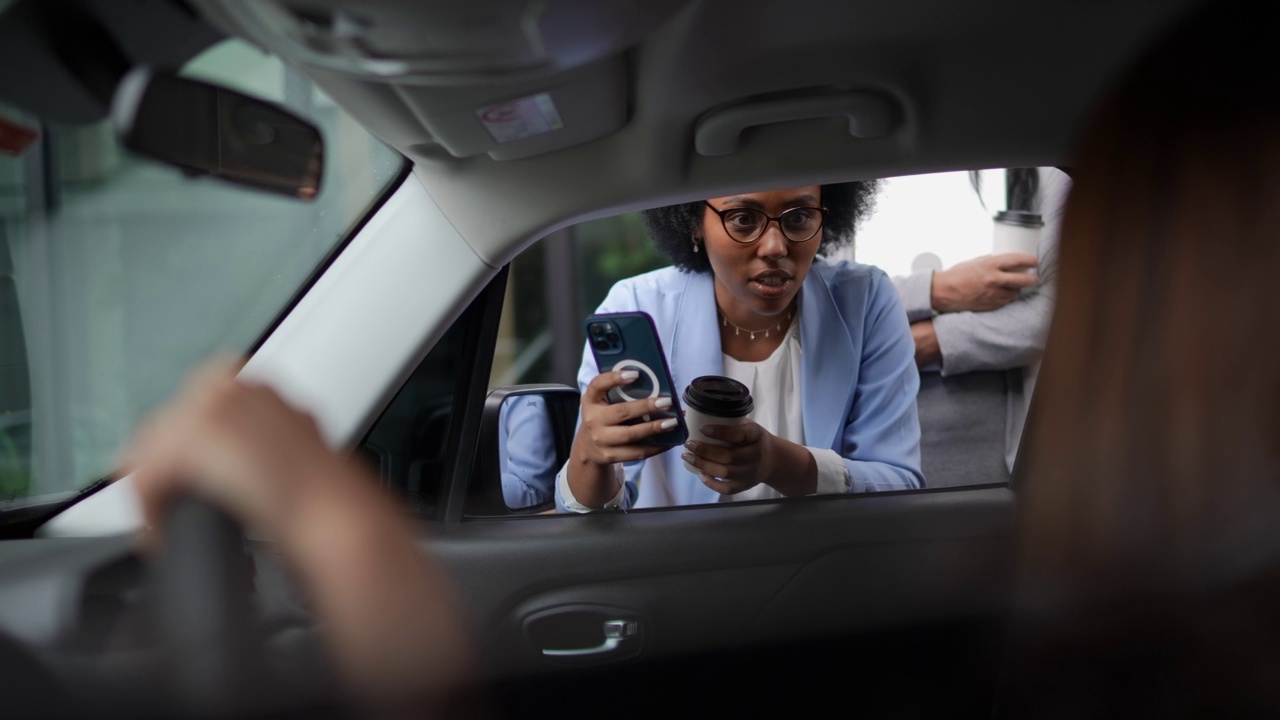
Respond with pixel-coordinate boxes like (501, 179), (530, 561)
(431, 486), (1015, 679)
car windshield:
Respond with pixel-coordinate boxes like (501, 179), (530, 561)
(0, 38), (403, 504)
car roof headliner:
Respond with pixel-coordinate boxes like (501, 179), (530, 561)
(195, 0), (1197, 265)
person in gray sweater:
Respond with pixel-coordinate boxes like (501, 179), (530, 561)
(891, 168), (1068, 487)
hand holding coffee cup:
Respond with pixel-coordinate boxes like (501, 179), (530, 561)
(681, 376), (754, 470)
(992, 210), (1044, 265)
(679, 376), (777, 494)
(930, 253), (1039, 313)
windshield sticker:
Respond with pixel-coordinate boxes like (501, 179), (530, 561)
(0, 116), (39, 156)
(477, 92), (564, 144)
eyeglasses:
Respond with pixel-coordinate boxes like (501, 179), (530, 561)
(703, 201), (829, 244)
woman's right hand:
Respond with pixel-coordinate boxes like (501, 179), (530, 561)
(566, 369), (679, 507)
(575, 369), (681, 464)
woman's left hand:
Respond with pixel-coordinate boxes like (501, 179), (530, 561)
(681, 422), (779, 495)
(682, 422), (819, 497)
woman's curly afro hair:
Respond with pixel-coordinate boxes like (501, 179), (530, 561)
(641, 181), (882, 273)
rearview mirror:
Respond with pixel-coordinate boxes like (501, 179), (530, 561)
(473, 385), (580, 515)
(110, 67), (323, 199)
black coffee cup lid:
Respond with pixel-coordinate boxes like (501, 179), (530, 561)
(994, 210), (1044, 228)
(683, 375), (753, 417)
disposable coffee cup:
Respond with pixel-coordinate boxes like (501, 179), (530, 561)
(682, 375), (753, 475)
(992, 210), (1044, 263)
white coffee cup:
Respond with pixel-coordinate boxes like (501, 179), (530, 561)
(681, 376), (753, 475)
(992, 210), (1044, 262)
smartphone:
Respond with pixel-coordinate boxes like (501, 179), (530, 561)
(584, 311), (688, 448)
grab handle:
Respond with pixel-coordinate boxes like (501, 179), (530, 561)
(694, 91), (896, 156)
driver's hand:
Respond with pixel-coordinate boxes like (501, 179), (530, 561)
(121, 358), (479, 716)
(123, 358), (342, 536)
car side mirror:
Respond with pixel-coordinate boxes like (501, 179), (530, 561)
(110, 67), (323, 200)
(473, 385), (580, 515)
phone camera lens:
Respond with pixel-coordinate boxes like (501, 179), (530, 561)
(606, 332), (619, 344)
(588, 323), (604, 336)
(593, 339), (609, 351)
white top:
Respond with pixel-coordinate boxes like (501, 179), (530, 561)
(717, 318), (850, 501)
(560, 315), (849, 511)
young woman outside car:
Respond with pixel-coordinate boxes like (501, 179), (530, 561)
(559, 183), (924, 511)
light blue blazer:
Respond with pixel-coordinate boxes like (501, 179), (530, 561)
(555, 258), (924, 511)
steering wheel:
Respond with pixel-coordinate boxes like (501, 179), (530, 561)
(0, 496), (351, 718)
(151, 496), (266, 716)
(0, 497), (268, 719)
(150, 497), (352, 718)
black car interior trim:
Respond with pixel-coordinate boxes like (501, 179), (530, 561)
(438, 265), (509, 525)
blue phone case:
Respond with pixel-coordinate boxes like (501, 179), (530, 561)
(584, 311), (689, 447)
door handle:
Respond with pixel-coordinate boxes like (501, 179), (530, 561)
(541, 619), (639, 657)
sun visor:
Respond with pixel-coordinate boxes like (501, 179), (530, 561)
(395, 56), (626, 161)
(203, 0), (689, 86)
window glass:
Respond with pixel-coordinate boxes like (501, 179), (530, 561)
(485, 169), (1068, 512)
(0, 38), (402, 502)
(841, 168), (1065, 275)
(837, 168), (1069, 490)
(358, 303), (477, 514)
(490, 213), (667, 389)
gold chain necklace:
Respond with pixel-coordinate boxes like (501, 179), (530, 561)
(717, 305), (796, 341)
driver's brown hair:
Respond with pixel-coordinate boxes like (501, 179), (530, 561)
(1005, 1), (1280, 714)
(1019, 0), (1280, 599)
